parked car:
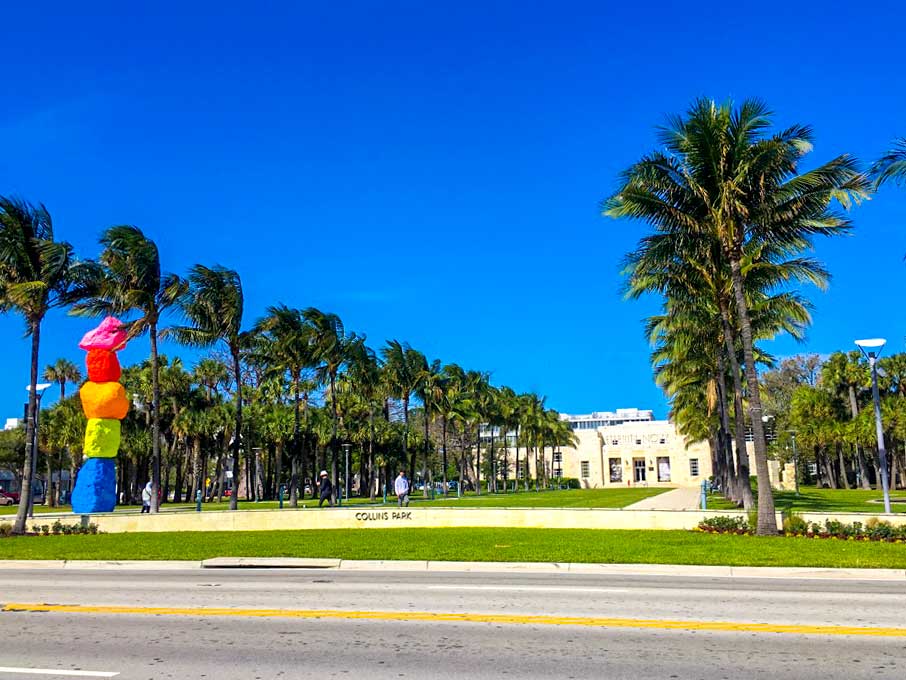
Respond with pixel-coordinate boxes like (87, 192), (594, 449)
(0, 491), (15, 506)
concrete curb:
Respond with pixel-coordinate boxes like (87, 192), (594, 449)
(202, 557), (340, 569)
(0, 559), (904, 580)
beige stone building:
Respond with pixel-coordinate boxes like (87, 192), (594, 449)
(484, 409), (713, 489)
(557, 417), (712, 488)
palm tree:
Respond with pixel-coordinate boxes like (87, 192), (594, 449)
(822, 351), (872, 489)
(70, 225), (185, 512)
(166, 265), (244, 510)
(481, 385), (501, 493)
(0, 197), (74, 533)
(254, 305), (317, 505)
(871, 139), (906, 187)
(303, 308), (354, 502)
(346, 339), (384, 500)
(415, 358), (444, 498)
(605, 98), (869, 534)
(41, 358), (83, 506)
(465, 370), (490, 494)
(496, 386), (518, 493)
(43, 358), (83, 401)
(381, 340), (427, 481)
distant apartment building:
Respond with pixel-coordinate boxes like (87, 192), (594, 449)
(4, 417), (22, 431)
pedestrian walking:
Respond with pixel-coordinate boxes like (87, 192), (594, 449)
(395, 470), (410, 507)
(141, 481), (152, 513)
(318, 470), (334, 508)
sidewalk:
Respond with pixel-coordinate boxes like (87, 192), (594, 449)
(624, 486), (701, 511)
(0, 558), (903, 580)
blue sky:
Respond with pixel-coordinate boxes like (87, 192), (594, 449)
(1, 0), (904, 420)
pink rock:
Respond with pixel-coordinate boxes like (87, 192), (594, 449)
(79, 316), (128, 352)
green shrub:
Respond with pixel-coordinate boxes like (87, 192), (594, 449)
(698, 515), (750, 533)
(782, 514), (809, 534)
(0, 522), (12, 537)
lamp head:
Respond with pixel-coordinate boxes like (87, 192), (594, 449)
(26, 383), (53, 394)
(855, 338), (886, 349)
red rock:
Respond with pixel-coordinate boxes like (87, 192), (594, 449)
(86, 349), (121, 383)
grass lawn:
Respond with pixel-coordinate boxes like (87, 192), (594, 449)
(774, 487), (906, 514)
(0, 488), (666, 515)
(1, 527), (905, 568)
(700, 486), (906, 514)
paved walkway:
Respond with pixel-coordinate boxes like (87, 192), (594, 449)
(624, 486), (701, 511)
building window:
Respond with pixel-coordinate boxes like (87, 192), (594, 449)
(553, 452), (562, 463)
(689, 459), (699, 477)
(612, 439), (618, 446)
(657, 456), (671, 482)
(580, 461), (590, 478)
(659, 437), (666, 445)
(609, 458), (622, 483)
(635, 439), (642, 445)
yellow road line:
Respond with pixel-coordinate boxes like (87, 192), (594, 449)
(4, 603), (906, 638)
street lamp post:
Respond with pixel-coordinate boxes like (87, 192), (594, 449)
(25, 383), (52, 518)
(341, 443), (352, 505)
(856, 338), (892, 514)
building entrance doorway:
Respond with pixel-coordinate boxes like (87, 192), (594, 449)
(657, 456), (671, 482)
(633, 458), (646, 483)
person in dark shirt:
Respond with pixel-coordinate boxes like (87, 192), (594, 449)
(318, 470), (333, 507)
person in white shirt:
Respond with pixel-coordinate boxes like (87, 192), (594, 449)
(394, 470), (410, 507)
(141, 481), (152, 514)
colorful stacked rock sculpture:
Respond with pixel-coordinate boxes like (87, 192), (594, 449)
(71, 317), (129, 514)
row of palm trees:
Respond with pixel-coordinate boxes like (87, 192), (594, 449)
(605, 98), (904, 534)
(0, 206), (573, 532)
(761, 352), (906, 491)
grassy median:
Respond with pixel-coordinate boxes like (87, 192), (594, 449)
(2, 527), (905, 568)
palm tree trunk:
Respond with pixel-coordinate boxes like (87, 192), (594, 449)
(474, 424), (481, 495)
(714, 361), (733, 498)
(441, 416), (448, 497)
(717, 302), (754, 510)
(330, 371), (339, 503)
(369, 408), (376, 501)
(728, 255), (776, 534)
(513, 426), (519, 494)
(14, 321), (41, 534)
(423, 408), (430, 499)
(148, 319), (162, 513)
(838, 445), (851, 489)
(502, 427), (508, 493)
(404, 397), (415, 486)
(855, 445), (871, 490)
(230, 348), (242, 511)
(489, 430), (496, 494)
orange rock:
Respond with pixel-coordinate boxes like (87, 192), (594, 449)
(80, 382), (129, 420)
(86, 349), (121, 383)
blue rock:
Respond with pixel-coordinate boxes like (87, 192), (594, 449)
(71, 458), (117, 514)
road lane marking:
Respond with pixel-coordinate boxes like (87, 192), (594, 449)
(4, 602), (906, 637)
(0, 668), (118, 677)
(427, 585), (630, 594)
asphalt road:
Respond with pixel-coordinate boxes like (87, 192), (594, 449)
(1, 568), (905, 679)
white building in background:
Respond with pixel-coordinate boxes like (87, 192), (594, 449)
(558, 417), (711, 488)
(3, 418), (22, 431)
(560, 408), (654, 431)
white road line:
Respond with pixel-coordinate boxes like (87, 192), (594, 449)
(0, 668), (119, 677)
(426, 585), (629, 594)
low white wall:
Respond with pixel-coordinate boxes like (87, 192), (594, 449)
(76, 506), (763, 534)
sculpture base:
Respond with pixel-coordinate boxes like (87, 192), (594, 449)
(71, 458), (117, 514)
